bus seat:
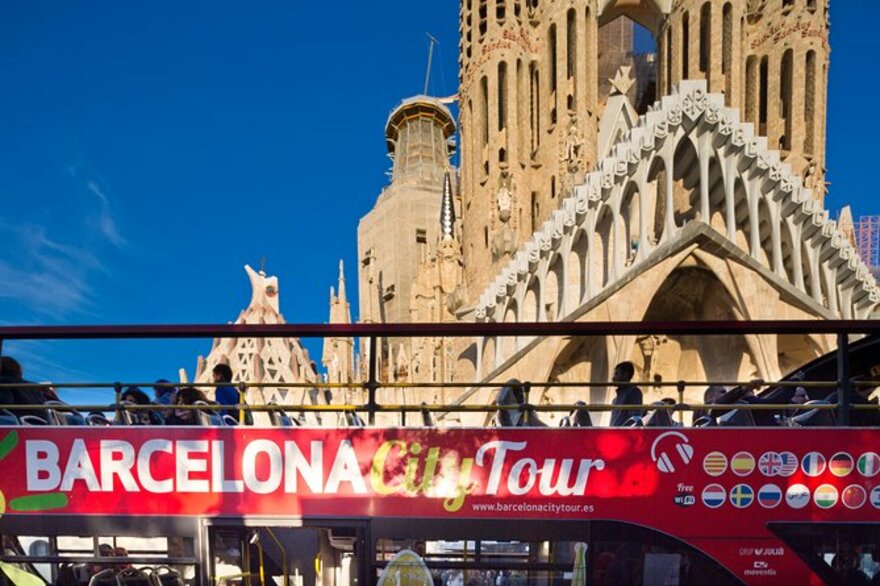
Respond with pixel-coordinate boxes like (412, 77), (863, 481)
(19, 414), (49, 425)
(152, 568), (183, 586)
(221, 414), (239, 426)
(194, 401), (223, 426)
(643, 403), (674, 427)
(115, 568), (152, 586)
(345, 410), (365, 427)
(692, 415), (715, 427)
(717, 404), (756, 427)
(0, 409), (18, 425)
(87, 412), (112, 426)
(150, 567), (184, 586)
(420, 402), (434, 427)
(791, 400), (837, 427)
(623, 415), (644, 427)
(88, 569), (117, 586)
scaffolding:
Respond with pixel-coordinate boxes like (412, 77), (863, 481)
(855, 215), (880, 274)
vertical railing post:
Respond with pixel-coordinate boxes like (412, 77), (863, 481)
(837, 332), (850, 427)
(522, 381), (531, 426)
(113, 382), (123, 424)
(367, 335), (378, 425)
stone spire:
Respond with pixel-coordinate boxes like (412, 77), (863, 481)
(323, 259), (354, 384)
(192, 265), (317, 422)
(440, 170), (455, 242)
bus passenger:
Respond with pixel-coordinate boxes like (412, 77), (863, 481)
(167, 387), (210, 425)
(609, 361), (645, 427)
(121, 386), (162, 425)
(212, 364), (241, 422)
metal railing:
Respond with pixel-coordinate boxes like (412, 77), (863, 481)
(0, 319), (878, 427)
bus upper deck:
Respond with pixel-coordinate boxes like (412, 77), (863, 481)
(0, 320), (878, 586)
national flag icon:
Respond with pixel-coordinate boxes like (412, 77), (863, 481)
(702, 484), (726, 508)
(871, 486), (880, 509)
(801, 452), (826, 477)
(842, 485), (867, 510)
(778, 451), (799, 477)
(786, 483), (810, 509)
(829, 452), (854, 477)
(813, 484), (838, 509)
(730, 484), (754, 508)
(758, 484), (783, 508)
(731, 451), (755, 476)
(703, 451), (728, 476)
(857, 452), (880, 478)
(758, 452), (782, 476)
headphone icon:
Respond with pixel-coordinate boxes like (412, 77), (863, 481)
(650, 431), (694, 474)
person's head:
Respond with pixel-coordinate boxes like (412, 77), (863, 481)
(212, 363), (233, 383)
(0, 356), (22, 379)
(176, 386), (207, 405)
(612, 361), (635, 383)
(121, 386), (150, 405)
(153, 379), (176, 398)
(791, 386), (810, 405)
(704, 385), (726, 404)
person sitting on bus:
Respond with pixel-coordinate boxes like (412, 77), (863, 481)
(787, 386), (811, 418)
(121, 386), (163, 425)
(211, 364), (241, 422)
(609, 361), (645, 427)
(712, 379), (797, 426)
(692, 385), (726, 423)
(153, 379), (178, 406)
(826, 379), (880, 427)
(167, 386), (210, 425)
(0, 356), (51, 420)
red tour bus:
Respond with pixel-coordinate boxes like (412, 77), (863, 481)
(0, 321), (878, 586)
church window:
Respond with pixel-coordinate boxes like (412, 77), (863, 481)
(807, 0), (817, 12)
(416, 229), (427, 244)
(681, 12), (689, 79)
(758, 56), (768, 133)
(745, 55), (758, 124)
(479, 0), (487, 40)
(549, 23), (558, 120)
(480, 75), (489, 150)
(566, 9), (576, 80)
(722, 3), (732, 77)
(699, 3), (710, 75)
(361, 250), (372, 267)
(530, 191), (539, 232)
(780, 49), (793, 151)
(498, 61), (508, 131)
(529, 63), (540, 154)
(383, 285), (395, 301)
(804, 50), (816, 156)
(496, 0), (505, 23)
(484, 226), (489, 248)
(782, 0), (794, 12)
(514, 0), (521, 24)
(551, 176), (556, 199)
(666, 27), (673, 94)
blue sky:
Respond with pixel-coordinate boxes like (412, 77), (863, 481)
(0, 3), (876, 400)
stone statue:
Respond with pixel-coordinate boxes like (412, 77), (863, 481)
(496, 173), (513, 223)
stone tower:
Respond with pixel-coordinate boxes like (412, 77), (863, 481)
(357, 96), (457, 326)
(457, 0), (830, 304)
(322, 260), (354, 385)
(193, 265), (317, 423)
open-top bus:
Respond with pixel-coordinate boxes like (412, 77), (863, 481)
(0, 321), (878, 586)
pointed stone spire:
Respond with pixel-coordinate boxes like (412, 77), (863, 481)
(323, 259), (354, 384)
(337, 259), (347, 303)
(439, 170), (456, 241)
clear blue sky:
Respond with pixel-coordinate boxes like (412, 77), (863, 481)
(0, 3), (875, 400)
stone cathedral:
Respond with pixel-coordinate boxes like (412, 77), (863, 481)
(196, 1), (879, 426)
(350, 0), (880, 426)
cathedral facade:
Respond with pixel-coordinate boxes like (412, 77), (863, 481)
(350, 0), (880, 426)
